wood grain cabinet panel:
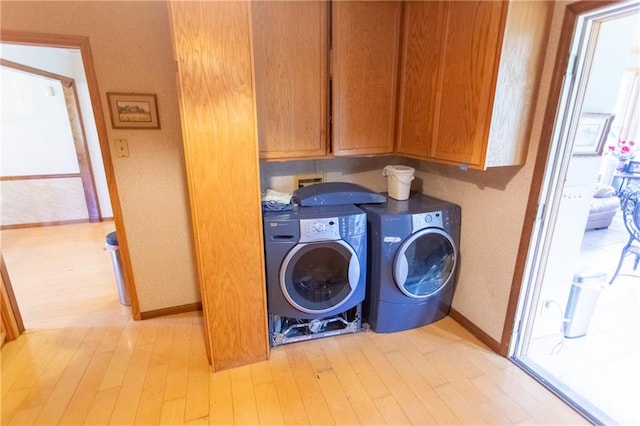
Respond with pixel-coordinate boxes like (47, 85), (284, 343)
(432, 1), (504, 166)
(395, 1), (446, 158)
(168, 1), (269, 372)
(397, 1), (552, 169)
(332, 1), (401, 156)
(252, 1), (328, 160)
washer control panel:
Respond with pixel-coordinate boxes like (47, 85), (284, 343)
(411, 210), (444, 231)
(299, 217), (340, 242)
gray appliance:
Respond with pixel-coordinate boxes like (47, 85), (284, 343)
(263, 204), (366, 345)
(292, 182), (386, 206)
(360, 193), (461, 332)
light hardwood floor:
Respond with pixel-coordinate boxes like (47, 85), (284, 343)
(1, 222), (587, 425)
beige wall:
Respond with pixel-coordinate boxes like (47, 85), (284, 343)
(1, 0), (569, 343)
(261, 2), (568, 344)
(1, 1), (199, 312)
(260, 155), (403, 194)
(407, 1), (567, 342)
(261, 154), (533, 344)
(261, 151), (533, 344)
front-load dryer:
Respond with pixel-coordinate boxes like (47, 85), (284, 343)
(359, 193), (461, 332)
(263, 204), (367, 320)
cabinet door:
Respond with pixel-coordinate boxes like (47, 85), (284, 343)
(431, 1), (506, 167)
(252, 1), (328, 160)
(396, 1), (447, 158)
(332, 1), (401, 156)
(397, 1), (506, 168)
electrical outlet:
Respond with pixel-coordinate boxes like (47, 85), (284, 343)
(115, 139), (129, 158)
(540, 299), (559, 315)
(295, 173), (323, 188)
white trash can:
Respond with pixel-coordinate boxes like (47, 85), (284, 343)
(563, 270), (607, 338)
(383, 165), (415, 200)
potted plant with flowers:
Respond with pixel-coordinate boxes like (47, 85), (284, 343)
(607, 138), (637, 171)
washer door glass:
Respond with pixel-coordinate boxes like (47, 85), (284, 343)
(280, 240), (359, 314)
(393, 229), (457, 299)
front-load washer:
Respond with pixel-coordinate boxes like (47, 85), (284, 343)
(359, 193), (461, 332)
(263, 204), (367, 320)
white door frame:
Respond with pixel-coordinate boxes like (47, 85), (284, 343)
(508, 1), (640, 424)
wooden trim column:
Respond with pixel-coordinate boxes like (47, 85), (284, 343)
(1, 255), (25, 345)
(168, 1), (269, 371)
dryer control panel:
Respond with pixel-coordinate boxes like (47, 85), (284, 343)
(412, 211), (444, 231)
(299, 217), (341, 242)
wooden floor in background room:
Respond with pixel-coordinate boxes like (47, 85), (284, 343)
(1, 223), (587, 425)
(1, 221), (130, 329)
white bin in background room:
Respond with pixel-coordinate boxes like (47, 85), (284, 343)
(105, 232), (131, 306)
(563, 270), (607, 338)
(382, 165), (415, 200)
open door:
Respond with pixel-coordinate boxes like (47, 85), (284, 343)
(509, 2), (640, 424)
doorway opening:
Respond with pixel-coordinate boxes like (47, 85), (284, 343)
(510, 2), (639, 424)
(0, 33), (137, 333)
(1, 56), (102, 227)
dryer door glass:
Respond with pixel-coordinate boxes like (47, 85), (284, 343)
(280, 241), (359, 314)
(393, 229), (457, 299)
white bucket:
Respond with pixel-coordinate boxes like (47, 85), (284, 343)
(382, 165), (415, 200)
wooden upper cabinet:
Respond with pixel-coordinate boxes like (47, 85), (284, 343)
(395, 1), (446, 158)
(332, 1), (401, 156)
(252, 1), (328, 160)
(397, 1), (552, 169)
(432, 1), (505, 167)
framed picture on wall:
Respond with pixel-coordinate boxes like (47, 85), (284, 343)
(573, 112), (615, 156)
(107, 92), (160, 129)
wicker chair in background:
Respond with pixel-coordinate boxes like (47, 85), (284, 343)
(609, 189), (640, 284)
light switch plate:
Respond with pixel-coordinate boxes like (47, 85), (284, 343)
(115, 139), (129, 157)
